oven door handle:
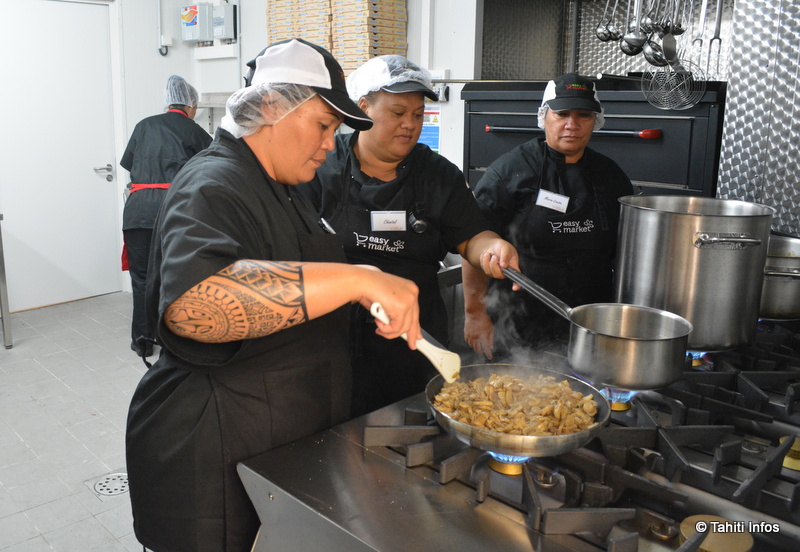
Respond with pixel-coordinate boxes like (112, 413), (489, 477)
(484, 125), (661, 139)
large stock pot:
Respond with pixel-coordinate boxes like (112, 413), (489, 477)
(760, 234), (800, 320)
(614, 196), (774, 351)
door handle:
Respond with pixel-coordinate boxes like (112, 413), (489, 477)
(93, 164), (113, 172)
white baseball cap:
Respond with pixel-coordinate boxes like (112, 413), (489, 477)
(244, 39), (373, 130)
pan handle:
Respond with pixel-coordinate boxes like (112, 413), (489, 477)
(694, 233), (762, 249)
(501, 267), (573, 320)
(764, 268), (800, 278)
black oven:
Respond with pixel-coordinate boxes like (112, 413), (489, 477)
(461, 79), (727, 198)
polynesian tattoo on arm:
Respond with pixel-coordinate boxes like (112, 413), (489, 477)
(165, 260), (308, 343)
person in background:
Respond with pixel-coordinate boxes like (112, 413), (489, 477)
(462, 73), (633, 360)
(298, 55), (519, 418)
(120, 75), (212, 357)
(125, 39), (422, 552)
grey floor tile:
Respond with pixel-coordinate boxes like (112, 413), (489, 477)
(0, 535), (54, 552)
(23, 494), (92, 534)
(0, 292), (141, 552)
(43, 516), (116, 552)
(0, 511), (40, 549)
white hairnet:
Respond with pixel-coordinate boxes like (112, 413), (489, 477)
(347, 55), (438, 102)
(220, 83), (317, 139)
(164, 75), (199, 108)
(537, 105), (605, 131)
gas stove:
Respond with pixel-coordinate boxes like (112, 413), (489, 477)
(238, 320), (800, 552)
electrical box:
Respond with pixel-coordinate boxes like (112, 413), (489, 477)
(181, 4), (213, 42)
(213, 4), (237, 40)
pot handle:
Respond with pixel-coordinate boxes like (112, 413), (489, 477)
(694, 233), (762, 249)
(764, 268), (800, 278)
(500, 267), (573, 320)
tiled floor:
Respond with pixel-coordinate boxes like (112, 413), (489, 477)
(0, 292), (149, 551)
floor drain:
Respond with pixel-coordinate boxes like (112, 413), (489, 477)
(93, 473), (129, 496)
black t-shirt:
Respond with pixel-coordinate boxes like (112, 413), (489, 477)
(120, 110), (212, 230)
(298, 132), (488, 335)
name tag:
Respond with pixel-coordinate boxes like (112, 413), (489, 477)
(536, 189), (569, 213)
(370, 211), (406, 232)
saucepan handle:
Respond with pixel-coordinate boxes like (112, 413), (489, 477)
(500, 267), (573, 321)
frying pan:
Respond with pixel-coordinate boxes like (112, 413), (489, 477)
(425, 364), (611, 457)
(501, 267), (692, 390)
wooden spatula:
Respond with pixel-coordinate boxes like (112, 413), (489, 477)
(370, 302), (460, 383)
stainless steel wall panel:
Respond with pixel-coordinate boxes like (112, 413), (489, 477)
(717, 0), (800, 236)
(480, 0), (567, 79)
(575, 0), (735, 82)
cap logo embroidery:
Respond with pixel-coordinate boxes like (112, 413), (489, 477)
(564, 84), (589, 91)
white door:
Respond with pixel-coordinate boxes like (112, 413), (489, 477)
(0, 0), (121, 311)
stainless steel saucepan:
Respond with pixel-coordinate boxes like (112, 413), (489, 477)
(501, 267), (692, 390)
(425, 364), (611, 458)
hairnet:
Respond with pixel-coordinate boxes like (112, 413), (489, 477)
(537, 105), (605, 131)
(164, 75), (199, 108)
(347, 55), (438, 102)
(220, 83), (317, 139)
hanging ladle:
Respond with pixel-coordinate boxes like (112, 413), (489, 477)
(605, 0), (623, 41)
(621, 0), (647, 55)
(666, 0), (687, 36)
(643, 35), (668, 66)
(596, 0), (613, 41)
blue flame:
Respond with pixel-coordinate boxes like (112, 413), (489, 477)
(688, 351), (713, 369)
(488, 451), (530, 464)
(601, 387), (638, 404)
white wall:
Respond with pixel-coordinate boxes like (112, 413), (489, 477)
(119, 0), (268, 145)
(0, 0), (478, 311)
(407, 0), (481, 171)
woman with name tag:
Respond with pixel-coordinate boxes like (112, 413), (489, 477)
(298, 55), (518, 417)
(462, 73), (633, 360)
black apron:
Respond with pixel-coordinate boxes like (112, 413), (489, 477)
(329, 154), (444, 417)
(127, 185), (350, 552)
(492, 149), (616, 353)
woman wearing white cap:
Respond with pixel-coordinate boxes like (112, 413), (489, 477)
(462, 73), (633, 360)
(298, 55), (518, 418)
(125, 40), (422, 551)
(120, 75), (212, 358)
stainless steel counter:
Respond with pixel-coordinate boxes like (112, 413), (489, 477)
(237, 394), (598, 552)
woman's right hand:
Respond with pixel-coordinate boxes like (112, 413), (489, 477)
(464, 309), (494, 360)
(354, 265), (421, 346)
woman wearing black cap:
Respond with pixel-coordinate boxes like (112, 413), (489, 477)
(462, 73), (634, 361)
(298, 55), (519, 418)
(125, 39), (423, 552)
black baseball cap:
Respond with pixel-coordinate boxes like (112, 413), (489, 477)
(541, 73), (602, 112)
(243, 38), (373, 131)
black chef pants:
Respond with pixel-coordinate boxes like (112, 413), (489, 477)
(123, 228), (153, 349)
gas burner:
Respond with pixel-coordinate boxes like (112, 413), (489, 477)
(487, 451), (530, 475)
(679, 514), (754, 552)
(780, 436), (800, 471)
(601, 387), (638, 411)
(688, 351), (714, 371)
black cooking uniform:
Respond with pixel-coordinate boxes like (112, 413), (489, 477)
(120, 109), (211, 347)
(126, 128), (350, 552)
(473, 137), (633, 353)
(298, 132), (488, 416)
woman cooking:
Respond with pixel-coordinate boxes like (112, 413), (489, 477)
(462, 73), (633, 360)
(298, 55), (518, 417)
(125, 39), (423, 552)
